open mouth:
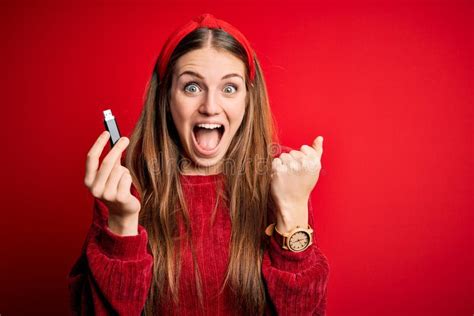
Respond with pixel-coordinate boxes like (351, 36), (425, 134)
(192, 123), (225, 156)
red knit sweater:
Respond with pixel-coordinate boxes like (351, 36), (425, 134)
(68, 153), (329, 315)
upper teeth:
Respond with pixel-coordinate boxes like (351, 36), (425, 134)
(197, 123), (222, 129)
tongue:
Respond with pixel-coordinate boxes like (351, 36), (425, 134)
(195, 128), (220, 151)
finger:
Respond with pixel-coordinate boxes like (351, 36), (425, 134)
(280, 152), (301, 171)
(94, 137), (130, 192)
(114, 152), (123, 167)
(300, 144), (317, 158)
(272, 157), (287, 173)
(279, 152), (292, 164)
(311, 136), (324, 158)
(279, 153), (298, 172)
(302, 157), (320, 172)
(289, 150), (305, 160)
(116, 172), (133, 204)
(272, 157), (283, 172)
(84, 131), (110, 188)
(113, 144), (126, 168)
(102, 165), (129, 201)
(102, 136), (129, 169)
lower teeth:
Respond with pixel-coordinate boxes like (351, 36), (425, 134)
(194, 127), (222, 151)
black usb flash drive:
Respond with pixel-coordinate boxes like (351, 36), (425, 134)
(103, 109), (121, 147)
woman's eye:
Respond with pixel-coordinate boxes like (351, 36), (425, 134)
(224, 85), (237, 94)
(184, 83), (201, 93)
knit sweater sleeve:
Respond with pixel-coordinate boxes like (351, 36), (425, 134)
(262, 195), (330, 316)
(68, 196), (153, 315)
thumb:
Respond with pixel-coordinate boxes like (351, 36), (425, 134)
(312, 136), (324, 154)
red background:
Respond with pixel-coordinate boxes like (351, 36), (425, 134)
(0, 0), (472, 315)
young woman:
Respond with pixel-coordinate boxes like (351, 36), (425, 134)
(69, 13), (329, 316)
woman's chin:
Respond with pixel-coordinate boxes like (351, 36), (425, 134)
(193, 155), (222, 169)
(181, 150), (224, 174)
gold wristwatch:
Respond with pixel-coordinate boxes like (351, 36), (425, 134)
(265, 223), (313, 252)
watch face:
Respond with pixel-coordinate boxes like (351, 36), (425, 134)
(288, 231), (311, 251)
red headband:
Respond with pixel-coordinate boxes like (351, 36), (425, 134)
(157, 13), (256, 82)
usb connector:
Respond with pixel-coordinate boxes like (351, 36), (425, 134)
(103, 109), (121, 147)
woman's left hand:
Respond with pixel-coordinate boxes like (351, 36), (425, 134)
(270, 136), (324, 233)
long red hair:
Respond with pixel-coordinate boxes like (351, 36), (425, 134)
(125, 27), (279, 315)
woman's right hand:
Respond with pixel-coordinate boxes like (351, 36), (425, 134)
(84, 131), (141, 236)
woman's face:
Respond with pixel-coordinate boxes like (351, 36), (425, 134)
(170, 46), (247, 175)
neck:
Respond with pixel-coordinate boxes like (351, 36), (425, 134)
(179, 161), (223, 176)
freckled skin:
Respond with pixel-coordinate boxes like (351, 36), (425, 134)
(170, 46), (247, 175)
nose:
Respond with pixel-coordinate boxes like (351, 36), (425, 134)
(198, 90), (222, 116)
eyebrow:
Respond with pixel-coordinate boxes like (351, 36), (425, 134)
(177, 70), (244, 81)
